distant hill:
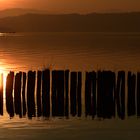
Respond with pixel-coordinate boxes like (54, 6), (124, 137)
(0, 12), (140, 32)
(0, 8), (47, 18)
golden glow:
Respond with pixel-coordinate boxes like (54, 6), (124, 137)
(0, 0), (140, 13)
(0, 0), (18, 10)
(0, 0), (7, 4)
(0, 74), (3, 89)
(0, 68), (8, 91)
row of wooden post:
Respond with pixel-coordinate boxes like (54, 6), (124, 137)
(0, 70), (140, 119)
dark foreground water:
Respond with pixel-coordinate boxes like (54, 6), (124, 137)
(0, 32), (140, 140)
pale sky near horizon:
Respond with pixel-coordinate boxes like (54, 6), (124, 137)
(0, 0), (140, 13)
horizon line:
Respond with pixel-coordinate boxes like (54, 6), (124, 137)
(0, 7), (140, 15)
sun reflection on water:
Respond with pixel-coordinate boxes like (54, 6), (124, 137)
(0, 67), (8, 99)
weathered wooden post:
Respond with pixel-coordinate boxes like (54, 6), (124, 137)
(91, 71), (96, 118)
(36, 71), (42, 117)
(27, 71), (36, 119)
(42, 69), (50, 118)
(77, 72), (82, 117)
(22, 72), (26, 116)
(127, 72), (136, 116)
(102, 71), (116, 119)
(97, 71), (103, 118)
(116, 71), (125, 120)
(65, 70), (69, 118)
(14, 72), (22, 118)
(57, 71), (65, 116)
(110, 72), (116, 118)
(0, 74), (3, 116)
(6, 71), (14, 118)
(137, 72), (140, 117)
(85, 71), (97, 118)
(70, 72), (77, 116)
(52, 70), (57, 117)
(85, 72), (91, 117)
(52, 70), (65, 117)
(97, 71), (116, 119)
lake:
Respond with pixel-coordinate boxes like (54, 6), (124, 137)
(0, 32), (140, 140)
(0, 32), (140, 72)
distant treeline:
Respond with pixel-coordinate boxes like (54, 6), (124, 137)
(0, 12), (140, 32)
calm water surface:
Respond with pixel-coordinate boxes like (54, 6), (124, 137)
(0, 32), (140, 140)
(0, 32), (140, 72)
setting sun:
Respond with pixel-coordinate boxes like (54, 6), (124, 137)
(0, 0), (18, 10)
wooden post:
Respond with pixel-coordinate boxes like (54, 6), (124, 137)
(85, 72), (97, 118)
(36, 71), (42, 117)
(111, 72), (116, 118)
(77, 72), (82, 117)
(22, 72), (26, 116)
(70, 72), (77, 117)
(102, 71), (116, 119)
(116, 71), (125, 120)
(57, 71), (64, 116)
(103, 71), (108, 118)
(85, 72), (91, 117)
(52, 70), (57, 117)
(0, 74), (3, 116)
(91, 71), (96, 119)
(27, 71), (36, 119)
(52, 70), (65, 117)
(6, 72), (14, 118)
(97, 71), (103, 118)
(127, 72), (136, 116)
(137, 72), (140, 117)
(42, 69), (50, 118)
(57, 71), (65, 116)
(14, 72), (22, 118)
(65, 70), (69, 118)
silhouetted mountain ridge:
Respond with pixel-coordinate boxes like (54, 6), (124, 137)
(0, 12), (140, 32)
(0, 8), (49, 18)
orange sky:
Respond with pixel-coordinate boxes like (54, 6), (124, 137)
(0, 0), (140, 13)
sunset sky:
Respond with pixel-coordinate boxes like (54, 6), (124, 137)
(0, 0), (140, 13)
